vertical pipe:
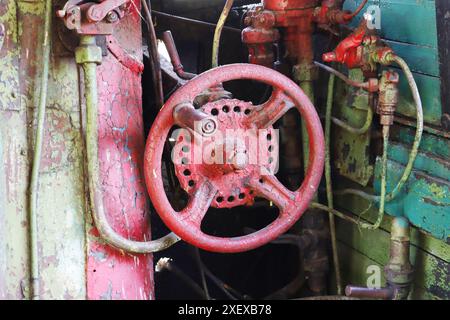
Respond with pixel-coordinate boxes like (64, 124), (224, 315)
(29, 0), (52, 300)
(291, 9), (329, 296)
(324, 73), (343, 295)
(142, 0), (164, 108)
(212, 0), (234, 68)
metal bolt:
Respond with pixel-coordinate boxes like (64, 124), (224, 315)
(106, 11), (119, 23)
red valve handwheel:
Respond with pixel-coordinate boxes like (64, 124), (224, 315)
(144, 64), (325, 253)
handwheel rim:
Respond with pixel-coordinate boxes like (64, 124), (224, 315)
(144, 63), (325, 253)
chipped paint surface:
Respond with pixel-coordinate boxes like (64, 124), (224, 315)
(0, 0), (153, 299)
(0, 0), (32, 299)
(332, 69), (373, 186)
(86, 5), (154, 300)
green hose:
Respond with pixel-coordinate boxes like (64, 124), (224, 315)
(212, 0), (234, 68)
(324, 74), (343, 295)
(315, 55), (424, 230)
(29, 0), (52, 300)
(332, 105), (373, 135)
(335, 55), (424, 203)
(312, 124), (389, 230)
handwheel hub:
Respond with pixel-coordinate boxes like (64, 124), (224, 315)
(173, 99), (279, 209)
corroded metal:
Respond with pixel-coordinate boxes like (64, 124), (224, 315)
(144, 63), (325, 253)
(345, 217), (413, 300)
(173, 98), (279, 209)
(377, 70), (399, 126)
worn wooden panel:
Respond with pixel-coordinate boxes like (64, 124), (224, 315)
(345, 0), (437, 48)
(0, 0), (31, 299)
(385, 40), (439, 77)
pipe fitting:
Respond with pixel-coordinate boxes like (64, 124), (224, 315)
(377, 70), (399, 126)
(345, 217), (414, 300)
(75, 36), (102, 65)
(173, 103), (218, 137)
(385, 217), (414, 300)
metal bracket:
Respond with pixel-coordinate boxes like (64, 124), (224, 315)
(56, 0), (129, 35)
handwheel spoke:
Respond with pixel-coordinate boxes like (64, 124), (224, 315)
(247, 175), (295, 214)
(181, 180), (218, 227)
(245, 89), (295, 128)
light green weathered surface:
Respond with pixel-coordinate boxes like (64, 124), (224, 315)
(0, 0), (87, 299)
(332, 69), (373, 186)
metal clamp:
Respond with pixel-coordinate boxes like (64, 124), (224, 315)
(56, 0), (129, 35)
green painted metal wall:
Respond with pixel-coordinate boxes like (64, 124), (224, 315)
(330, 0), (450, 299)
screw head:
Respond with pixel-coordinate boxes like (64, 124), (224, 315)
(106, 11), (119, 23)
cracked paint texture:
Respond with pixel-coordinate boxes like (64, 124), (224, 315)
(86, 4), (154, 300)
(0, 0), (153, 299)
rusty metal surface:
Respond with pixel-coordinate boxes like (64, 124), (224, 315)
(173, 98), (279, 209)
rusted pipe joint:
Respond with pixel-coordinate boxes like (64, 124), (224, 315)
(242, 8), (279, 67)
(75, 36), (102, 65)
(377, 70), (399, 126)
(346, 217), (414, 300)
(385, 217), (414, 299)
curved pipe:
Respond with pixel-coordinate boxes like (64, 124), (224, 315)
(384, 55), (423, 201)
(315, 61), (373, 135)
(316, 121), (389, 230)
(316, 70), (391, 231)
(212, 0), (234, 68)
(331, 106), (373, 135)
(29, 0), (52, 300)
(80, 36), (180, 253)
(314, 61), (371, 90)
(324, 74), (343, 295)
(344, 0), (369, 20)
(162, 30), (196, 80)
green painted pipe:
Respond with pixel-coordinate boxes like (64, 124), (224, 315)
(313, 125), (389, 230)
(315, 67), (392, 231)
(212, 0), (234, 68)
(28, 0), (52, 300)
(331, 106), (373, 135)
(324, 73), (343, 295)
(78, 35), (180, 254)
